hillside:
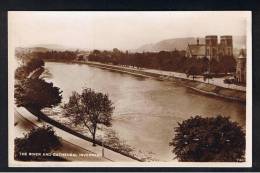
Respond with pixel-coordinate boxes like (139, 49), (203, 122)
(135, 36), (246, 53)
(15, 47), (50, 53)
(15, 44), (81, 54)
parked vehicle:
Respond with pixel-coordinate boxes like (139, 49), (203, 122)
(224, 77), (236, 84)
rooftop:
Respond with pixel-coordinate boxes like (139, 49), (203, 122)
(187, 44), (206, 56)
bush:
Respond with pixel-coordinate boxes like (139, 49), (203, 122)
(103, 129), (134, 154)
(15, 125), (62, 161)
(170, 115), (245, 162)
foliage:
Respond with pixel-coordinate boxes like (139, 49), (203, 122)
(88, 50), (187, 72)
(186, 66), (200, 80)
(15, 66), (30, 80)
(103, 129), (134, 154)
(14, 78), (62, 110)
(88, 50), (236, 76)
(170, 115), (245, 162)
(63, 88), (114, 146)
(15, 57), (45, 80)
(15, 125), (62, 161)
(218, 55), (236, 74)
(26, 57), (45, 72)
(30, 50), (77, 61)
(16, 49), (236, 76)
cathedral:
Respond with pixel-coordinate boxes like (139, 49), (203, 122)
(186, 35), (233, 60)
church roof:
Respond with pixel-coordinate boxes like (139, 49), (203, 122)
(187, 44), (206, 56)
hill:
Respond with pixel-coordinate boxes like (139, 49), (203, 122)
(135, 36), (246, 53)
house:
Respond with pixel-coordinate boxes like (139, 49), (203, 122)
(76, 52), (90, 61)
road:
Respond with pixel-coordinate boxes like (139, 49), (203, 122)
(14, 107), (137, 162)
(14, 109), (109, 161)
(84, 61), (246, 91)
(136, 68), (245, 91)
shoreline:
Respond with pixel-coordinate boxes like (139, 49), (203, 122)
(20, 106), (142, 162)
(44, 59), (246, 103)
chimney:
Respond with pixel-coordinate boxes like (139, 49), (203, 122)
(197, 38), (199, 45)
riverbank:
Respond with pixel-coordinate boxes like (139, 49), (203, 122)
(41, 60), (246, 161)
(45, 59), (245, 103)
(15, 106), (140, 162)
(14, 109), (107, 162)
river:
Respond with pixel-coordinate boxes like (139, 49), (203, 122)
(44, 61), (246, 161)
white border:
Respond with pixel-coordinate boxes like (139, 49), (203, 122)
(8, 11), (252, 167)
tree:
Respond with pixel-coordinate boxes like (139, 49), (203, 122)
(26, 57), (45, 73)
(63, 88), (114, 146)
(219, 55), (236, 74)
(15, 125), (62, 161)
(15, 57), (45, 80)
(170, 115), (245, 162)
(186, 66), (199, 80)
(15, 66), (30, 80)
(14, 78), (62, 110)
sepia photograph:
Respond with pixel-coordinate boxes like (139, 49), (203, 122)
(8, 11), (252, 167)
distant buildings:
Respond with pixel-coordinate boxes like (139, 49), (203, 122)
(185, 35), (233, 60)
(76, 51), (90, 61)
(236, 49), (246, 83)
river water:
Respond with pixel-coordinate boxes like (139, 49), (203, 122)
(44, 62), (246, 161)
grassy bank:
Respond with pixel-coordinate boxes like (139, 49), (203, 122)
(26, 107), (143, 162)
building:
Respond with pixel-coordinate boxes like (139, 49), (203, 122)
(236, 49), (246, 83)
(186, 35), (233, 60)
(218, 35), (233, 57)
(205, 35), (219, 60)
(77, 54), (88, 61)
(185, 38), (206, 59)
(76, 52), (90, 61)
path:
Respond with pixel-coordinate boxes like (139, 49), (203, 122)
(85, 61), (246, 91)
(14, 107), (138, 162)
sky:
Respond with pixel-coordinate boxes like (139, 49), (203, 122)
(8, 11), (250, 51)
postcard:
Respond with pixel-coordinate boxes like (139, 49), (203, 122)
(8, 11), (252, 167)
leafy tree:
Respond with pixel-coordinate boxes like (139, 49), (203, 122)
(14, 78), (62, 110)
(219, 55), (236, 74)
(186, 66), (199, 80)
(26, 57), (45, 73)
(15, 58), (45, 80)
(28, 66), (45, 79)
(15, 66), (30, 80)
(170, 115), (245, 162)
(15, 125), (62, 161)
(63, 88), (114, 146)
(16, 48), (236, 75)
(209, 58), (222, 74)
(93, 49), (101, 56)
